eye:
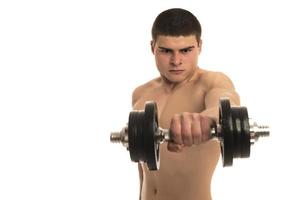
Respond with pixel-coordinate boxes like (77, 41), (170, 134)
(180, 48), (192, 54)
(160, 49), (171, 54)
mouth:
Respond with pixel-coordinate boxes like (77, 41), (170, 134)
(169, 69), (184, 75)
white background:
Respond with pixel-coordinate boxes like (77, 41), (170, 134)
(1, 0), (299, 199)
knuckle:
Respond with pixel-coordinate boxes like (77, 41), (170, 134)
(192, 113), (200, 120)
(171, 114), (180, 123)
(181, 112), (191, 121)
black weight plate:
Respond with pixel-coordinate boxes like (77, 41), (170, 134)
(137, 111), (147, 162)
(128, 111), (145, 162)
(231, 107), (242, 158)
(239, 107), (251, 158)
(144, 101), (160, 170)
(219, 98), (234, 167)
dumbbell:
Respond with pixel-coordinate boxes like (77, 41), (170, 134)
(110, 98), (269, 170)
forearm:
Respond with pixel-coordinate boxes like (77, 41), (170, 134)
(200, 107), (219, 122)
(203, 88), (240, 123)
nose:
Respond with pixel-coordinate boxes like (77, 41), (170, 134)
(170, 52), (182, 66)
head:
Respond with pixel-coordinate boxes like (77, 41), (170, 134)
(152, 8), (202, 45)
(151, 8), (202, 84)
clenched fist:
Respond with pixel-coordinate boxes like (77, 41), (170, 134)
(168, 113), (215, 152)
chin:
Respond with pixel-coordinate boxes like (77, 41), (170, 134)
(167, 76), (185, 83)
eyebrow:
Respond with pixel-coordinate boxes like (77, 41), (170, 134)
(158, 46), (195, 52)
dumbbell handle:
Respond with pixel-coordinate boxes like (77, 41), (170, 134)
(110, 120), (269, 147)
(155, 126), (220, 143)
(156, 120), (269, 144)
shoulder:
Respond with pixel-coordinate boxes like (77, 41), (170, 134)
(197, 68), (240, 105)
(131, 77), (160, 106)
(196, 69), (235, 89)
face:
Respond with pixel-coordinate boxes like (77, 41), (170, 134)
(151, 35), (201, 84)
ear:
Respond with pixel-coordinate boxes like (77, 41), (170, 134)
(150, 40), (155, 54)
(198, 39), (202, 54)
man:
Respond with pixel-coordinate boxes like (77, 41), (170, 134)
(132, 8), (240, 200)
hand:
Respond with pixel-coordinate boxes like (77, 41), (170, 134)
(168, 112), (215, 152)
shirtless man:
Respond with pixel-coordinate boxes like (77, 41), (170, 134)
(132, 8), (240, 200)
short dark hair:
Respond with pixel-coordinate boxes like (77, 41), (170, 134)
(151, 8), (202, 44)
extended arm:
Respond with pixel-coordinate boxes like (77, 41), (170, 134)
(202, 72), (240, 120)
(168, 72), (240, 151)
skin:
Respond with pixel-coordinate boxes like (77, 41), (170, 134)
(132, 35), (240, 200)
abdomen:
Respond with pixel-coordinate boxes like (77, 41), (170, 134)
(141, 140), (220, 200)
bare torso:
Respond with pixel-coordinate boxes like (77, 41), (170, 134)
(132, 69), (222, 200)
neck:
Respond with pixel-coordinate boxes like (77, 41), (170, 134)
(160, 67), (200, 91)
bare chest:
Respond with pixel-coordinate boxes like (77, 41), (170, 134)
(134, 84), (206, 129)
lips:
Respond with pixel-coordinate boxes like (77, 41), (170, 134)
(169, 69), (184, 74)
